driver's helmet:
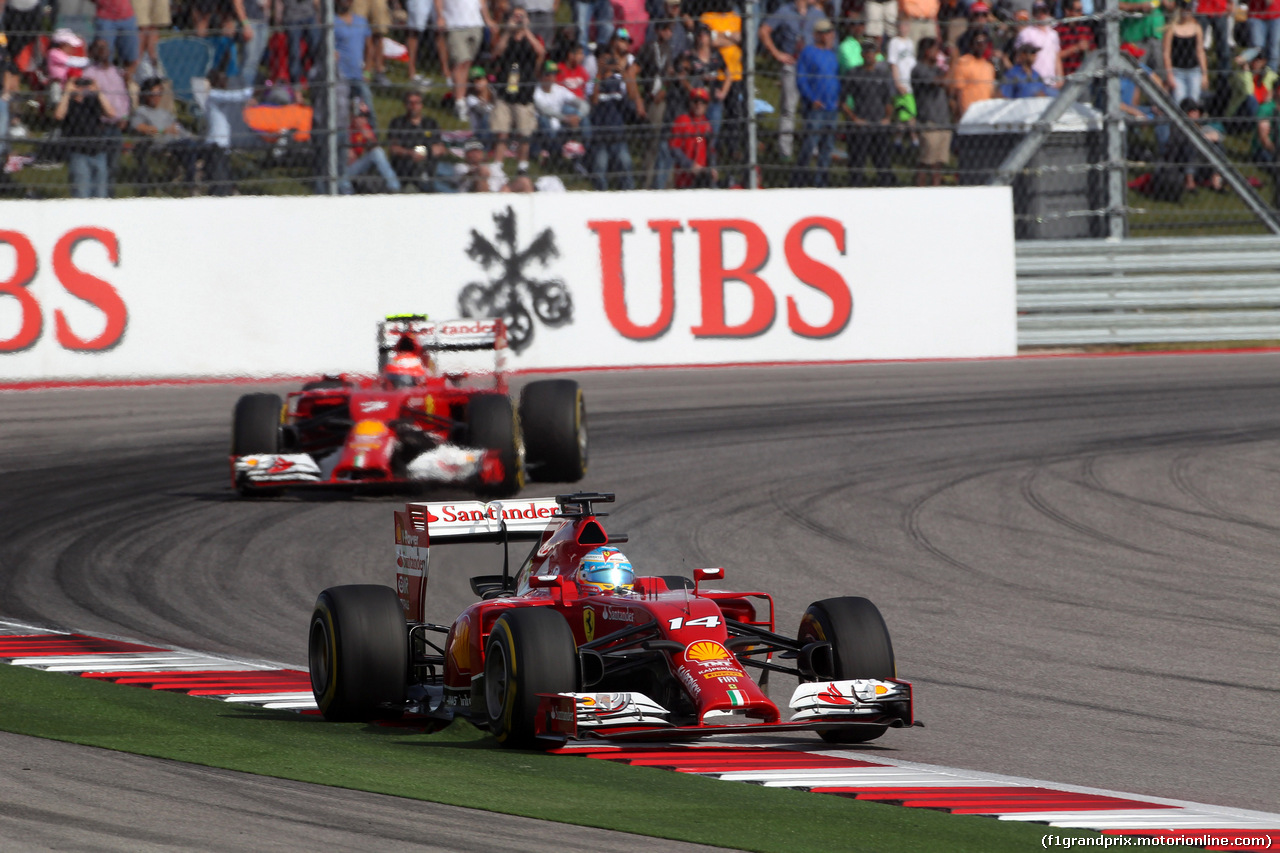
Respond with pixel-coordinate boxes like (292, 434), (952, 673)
(577, 547), (635, 594)
(383, 352), (428, 388)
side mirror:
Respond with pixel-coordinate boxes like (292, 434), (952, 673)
(529, 574), (565, 601)
(693, 567), (724, 594)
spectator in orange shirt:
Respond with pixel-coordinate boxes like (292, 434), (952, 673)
(951, 31), (1000, 118)
(900, 0), (940, 46)
(700, 0), (747, 184)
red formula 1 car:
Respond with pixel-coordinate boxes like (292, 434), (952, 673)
(307, 492), (917, 748)
(229, 316), (587, 497)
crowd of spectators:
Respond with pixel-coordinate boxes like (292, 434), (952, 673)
(1, 0), (1280, 197)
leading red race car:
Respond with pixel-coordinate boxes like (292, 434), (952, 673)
(307, 492), (917, 748)
(229, 315), (586, 497)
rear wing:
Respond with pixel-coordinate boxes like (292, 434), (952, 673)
(397, 498), (561, 545)
(394, 498), (561, 621)
(378, 316), (508, 355)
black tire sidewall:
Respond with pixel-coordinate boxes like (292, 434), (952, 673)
(308, 585), (407, 721)
(484, 607), (578, 748)
(799, 596), (895, 744)
(468, 394), (525, 497)
(519, 379), (586, 483)
(231, 393), (282, 456)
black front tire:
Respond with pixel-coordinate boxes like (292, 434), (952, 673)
(519, 379), (587, 483)
(468, 394), (525, 498)
(484, 607), (578, 748)
(231, 393), (282, 456)
(309, 585), (408, 722)
(231, 393), (285, 497)
(798, 596), (896, 744)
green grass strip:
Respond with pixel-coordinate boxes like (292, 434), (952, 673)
(0, 665), (1101, 852)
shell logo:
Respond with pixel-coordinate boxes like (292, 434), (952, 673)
(354, 420), (389, 437)
(685, 640), (731, 663)
(449, 620), (471, 672)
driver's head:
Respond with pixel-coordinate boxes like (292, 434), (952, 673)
(578, 547), (634, 594)
(383, 352), (428, 388)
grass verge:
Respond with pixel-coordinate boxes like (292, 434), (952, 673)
(0, 665), (1100, 852)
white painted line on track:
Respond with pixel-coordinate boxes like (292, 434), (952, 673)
(0, 619), (71, 635)
(218, 692), (317, 704)
(818, 751), (1280, 826)
(14, 654), (271, 672)
(1013, 814), (1280, 828)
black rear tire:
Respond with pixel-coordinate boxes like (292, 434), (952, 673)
(798, 596), (896, 744)
(302, 377), (349, 391)
(309, 585), (408, 722)
(519, 379), (587, 483)
(484, 607), (578, 748)
(468, 394), (525, 498)
(231, 393), (282, 456)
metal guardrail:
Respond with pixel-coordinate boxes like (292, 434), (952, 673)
(1017, 237), (1280, 347)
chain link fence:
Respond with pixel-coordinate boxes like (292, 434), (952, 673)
(2, 0), (1279, 235)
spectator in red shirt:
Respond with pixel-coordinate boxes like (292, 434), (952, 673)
(556, 42), (591, 98)
(1197, 0), (1234, 74)
(670, 86), (715, 187)
(1056, 0), (1095, 78)
(340, 98), (402, 193)
(91, 0), (139, 78)
(1249, 0), (1280, 72)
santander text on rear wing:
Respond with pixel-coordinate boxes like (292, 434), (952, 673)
(393, 498), (561, 621)
(379, 316), (507, 354)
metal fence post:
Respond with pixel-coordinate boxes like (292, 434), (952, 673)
(1103, 0), (1125, 238)
(323, 0), (339, 195)
(744, 0), (759, 189)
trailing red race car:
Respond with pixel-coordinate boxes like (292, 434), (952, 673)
(307, 492), (917, 748)
(229, 315), (587, 497)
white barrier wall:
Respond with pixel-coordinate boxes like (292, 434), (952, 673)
(0, 188), (1016, 380)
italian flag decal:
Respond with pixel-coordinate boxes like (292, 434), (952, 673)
(727, 688), (746, 706)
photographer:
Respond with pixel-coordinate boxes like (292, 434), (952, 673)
(387, 89), (448, 192)
(54, 76), (116, 198)
(492, 5), (546, 175)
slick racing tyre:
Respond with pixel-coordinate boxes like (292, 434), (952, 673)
(231, 393), (285, 497)
(309, 585), (408, 722)
(484, 608), (578, 749)
(798, 596), (896, 744)
(519, 379), (587, 483)
(231, 393), (282, 456)
(301, 377), (349, 391)
(468, 394), (525, 498)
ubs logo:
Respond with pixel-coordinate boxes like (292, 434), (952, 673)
(457, 206), (572, 354)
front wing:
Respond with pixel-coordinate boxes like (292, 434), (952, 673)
(230, 446), (503, 491)
(533, 679), (916, 741)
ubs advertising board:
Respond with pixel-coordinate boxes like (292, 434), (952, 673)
(0, 188), (1015, 381)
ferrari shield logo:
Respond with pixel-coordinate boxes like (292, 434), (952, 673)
(583, 607), (596, 641)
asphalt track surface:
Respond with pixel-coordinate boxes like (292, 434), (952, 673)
(2, 354), (1279, 846)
